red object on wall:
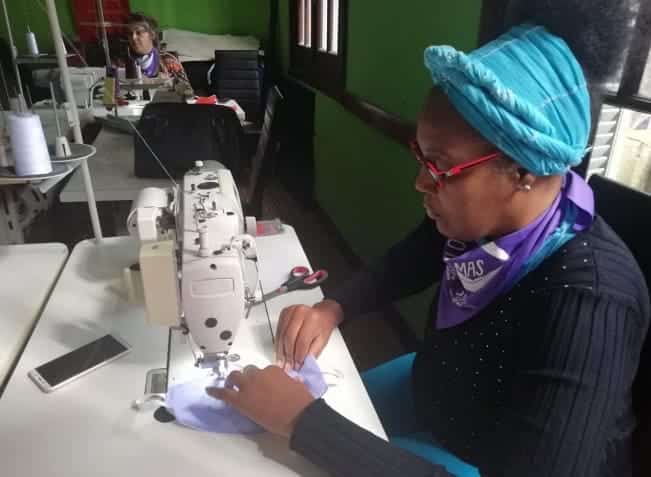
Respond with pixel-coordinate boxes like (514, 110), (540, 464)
(72, 0), (131, 43)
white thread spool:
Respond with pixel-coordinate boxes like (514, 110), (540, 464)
(26, 28), (39, 56)
(9, 112), (52, 176)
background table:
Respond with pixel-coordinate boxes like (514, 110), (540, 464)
(60, 128), (172, 203)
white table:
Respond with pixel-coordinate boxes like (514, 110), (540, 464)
(0, 228), (385, 476)
(60, 128), (173, 203)
(91, 100), (150, 122)
(0, 243), (68, 388)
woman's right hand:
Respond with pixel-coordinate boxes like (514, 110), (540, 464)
(275, 299), (344, 370)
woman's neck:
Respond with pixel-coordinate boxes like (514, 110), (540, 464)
(490, 175), (564, 239)
(134, 48), (159, 77)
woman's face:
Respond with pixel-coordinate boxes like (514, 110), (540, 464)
(414, 91), (521, 242)
(128, 24), (154, 56)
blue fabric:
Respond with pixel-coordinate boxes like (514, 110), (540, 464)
(424, 24), (591, 176)
(363, 354), (480, 477)
(167, 356), (328, 434)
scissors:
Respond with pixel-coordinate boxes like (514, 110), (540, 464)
(260, 266), (329, 303)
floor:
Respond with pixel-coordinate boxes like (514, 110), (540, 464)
(25, 175), (407, 372)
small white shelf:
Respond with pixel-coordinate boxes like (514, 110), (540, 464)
(49, 143), (96, 164)
(0, 163), (71, 185)
(15, 53), (77, 65)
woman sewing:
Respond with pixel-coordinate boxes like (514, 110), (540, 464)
(207, 1), (649, 476)
(125, 13), (193, 97)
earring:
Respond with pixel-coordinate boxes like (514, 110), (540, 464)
(519, 184), (532, 192)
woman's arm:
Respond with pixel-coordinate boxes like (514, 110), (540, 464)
(274, 218), (445, 367)
(291, 288), (647, 477)
(328, 217), (446, 319)
(207, 365), (453, 477)
(160, 52), (193, 97)
(291, 399), (454, 477)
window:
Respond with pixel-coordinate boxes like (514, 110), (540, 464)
(585, 2), (651, 193)
(588, 107), (651, 193)
(290, 0), (347, 97)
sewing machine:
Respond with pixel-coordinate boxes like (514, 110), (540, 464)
(127, 160), (259, 379)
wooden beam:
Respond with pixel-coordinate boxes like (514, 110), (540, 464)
(341, 93), (416, 147)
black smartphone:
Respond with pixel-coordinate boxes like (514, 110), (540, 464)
(28, 334), (131, 393)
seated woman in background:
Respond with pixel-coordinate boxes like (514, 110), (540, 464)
(125, 12), (193, 97)
(206, 0), (650, 476)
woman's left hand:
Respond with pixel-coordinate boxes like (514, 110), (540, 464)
(206, 365), (315, 438)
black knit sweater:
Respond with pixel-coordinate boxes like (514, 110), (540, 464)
(290, 217), (650, 477)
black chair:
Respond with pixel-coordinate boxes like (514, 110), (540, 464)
(181, 60), (214, 95)
(211, 50), (262, 124)
(241, 85), (284, 217)
(589, 174), (651, 477)
(134, 103), (244, 179)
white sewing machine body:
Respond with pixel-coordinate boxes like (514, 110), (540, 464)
(128, 161), (258, 376)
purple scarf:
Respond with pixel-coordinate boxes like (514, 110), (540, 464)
(437, 171), (595, 329)
(134, 48), (160, 78)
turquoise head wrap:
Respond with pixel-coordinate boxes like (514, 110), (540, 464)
(424, 24), (591, 176)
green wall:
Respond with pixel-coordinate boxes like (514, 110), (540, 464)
(279, 0), (483, 334)
(0, 0), (268, 53)
(345, 0), (481, 119)
(0, 0), (74, 53)
(131, 0), (269, 40)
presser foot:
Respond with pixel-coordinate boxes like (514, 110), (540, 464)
(196, 352), (241, 381)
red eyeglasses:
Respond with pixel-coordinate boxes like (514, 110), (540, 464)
(409, 140), (502, 189)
